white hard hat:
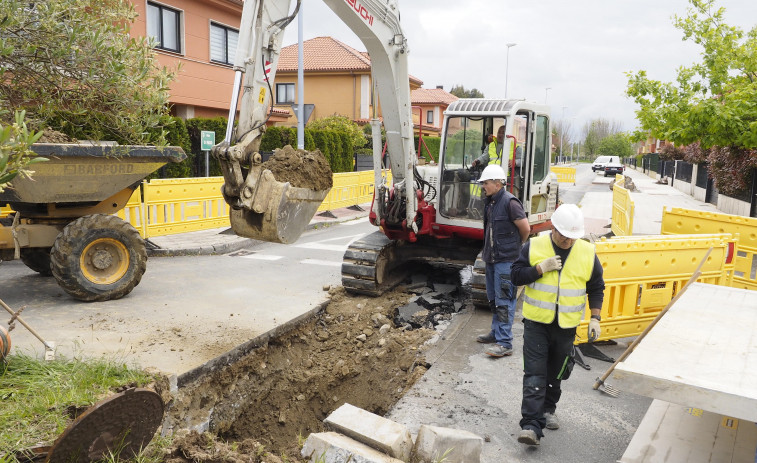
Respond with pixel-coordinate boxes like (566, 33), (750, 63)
(551, 204), (585, 239)
(478, 164), (507, 183)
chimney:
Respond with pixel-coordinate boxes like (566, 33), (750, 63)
(436, 85), (443, 89)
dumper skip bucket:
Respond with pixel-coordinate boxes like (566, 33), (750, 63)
(228, 167), (330, 244)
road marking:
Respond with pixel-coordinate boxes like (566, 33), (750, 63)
(239, 254), (283, 261)
(301, 259), (342, 267)
(295, 233), (365, 252)
(339, 217), (370, 226)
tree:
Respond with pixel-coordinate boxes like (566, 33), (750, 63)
(0, 111), (45, 192)
(597, 133), (634, 159)
(0, 0), (176, 144)
(582, 118), (624, 159)
(449, 85), (485, 98)
(307, 115), (367, 149)
(626, 0), (757, 195)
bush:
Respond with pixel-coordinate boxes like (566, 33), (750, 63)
(148, 116), (192, 179)
(308, 115), (366, 149)
(415, 136), (441, 163)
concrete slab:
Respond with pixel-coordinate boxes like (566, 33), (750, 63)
(324, 403), (413, 461)
(620, 399), (757, 463)
(611, 283), (757, 422)
(301, 432), (405, 463)
(413, 424), (483, 463)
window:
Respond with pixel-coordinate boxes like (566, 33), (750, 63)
(426, 110), (434, 124)
(210, 23), (238, 65)
(532, 115), (550, 183)
(147, 2), (181, 53)
(276, 83), (295, 104)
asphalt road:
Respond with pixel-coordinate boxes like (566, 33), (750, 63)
(1, 217), (377, 374)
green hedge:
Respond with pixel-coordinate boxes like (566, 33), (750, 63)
(415, 136), (440, 163)
(147, 116), (192, 180)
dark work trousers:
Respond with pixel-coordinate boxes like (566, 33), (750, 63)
(519, 318), (577, 436)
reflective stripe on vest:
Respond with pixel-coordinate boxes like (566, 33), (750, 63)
(523, 234), (595, 328)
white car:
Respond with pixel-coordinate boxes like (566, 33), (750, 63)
(592, 155), (620, 172)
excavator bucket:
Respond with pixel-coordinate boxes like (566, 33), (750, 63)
(228, 166), (330, 244)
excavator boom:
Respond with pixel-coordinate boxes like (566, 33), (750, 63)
(211, 0), (420, 244)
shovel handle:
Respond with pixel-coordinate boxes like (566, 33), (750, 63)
(0, 298), (53, 350)
(593, 247), (713, 390)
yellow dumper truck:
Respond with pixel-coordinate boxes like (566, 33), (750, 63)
(0, 143), (185, 301)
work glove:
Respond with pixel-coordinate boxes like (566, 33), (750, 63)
(538, 256), (562, 274)
(588, 318), (601, 343)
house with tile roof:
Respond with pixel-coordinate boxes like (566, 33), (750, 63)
(127, 0), (290, 124)
(410, 86), (458, 135)
(276, 36), (425, 128)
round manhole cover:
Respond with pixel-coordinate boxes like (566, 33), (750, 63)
(46, 388), (163, 463)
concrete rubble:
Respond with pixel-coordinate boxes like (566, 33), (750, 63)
(302, 404), (483, 463)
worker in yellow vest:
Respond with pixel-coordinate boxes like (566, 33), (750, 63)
(472, 125), (508, 168)
(510, 204), (605, 446)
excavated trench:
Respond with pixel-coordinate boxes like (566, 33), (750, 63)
(161, 264), (473, 462)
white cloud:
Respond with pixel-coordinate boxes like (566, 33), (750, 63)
(282, 0), (757, 138)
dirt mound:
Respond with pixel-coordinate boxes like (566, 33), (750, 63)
(37, 128), (75, 143)
(165, 431), (284, 463)
(164, 287), (434, 459)
(261, 145), (333, 191)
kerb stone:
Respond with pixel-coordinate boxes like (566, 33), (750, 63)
(412, 424), (483, 463)
(324, 403), (413, 461)
(301, 432), (405, 463)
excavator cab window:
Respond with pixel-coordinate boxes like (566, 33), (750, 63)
(438, 116), (506, 221)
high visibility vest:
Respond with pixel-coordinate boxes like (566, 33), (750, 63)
(523, 235), (595, 328)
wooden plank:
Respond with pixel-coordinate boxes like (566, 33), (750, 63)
(611, 283), (757, 422)
(621, 400), (757, 463)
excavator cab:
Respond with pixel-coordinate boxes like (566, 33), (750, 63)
(435, 99), (557, 233)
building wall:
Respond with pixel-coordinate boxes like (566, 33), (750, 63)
(129, 0), (241, 117)
(273, 72), (373, 125)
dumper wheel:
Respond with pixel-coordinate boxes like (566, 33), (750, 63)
(51, 214), (147, 302)
(20, 247), (53, 276)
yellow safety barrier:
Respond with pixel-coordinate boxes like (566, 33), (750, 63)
(140, 177), (229, 237)
(611, 174), (634, 236)
(661, 207), (757, 291)
(116, 185), (147, 237)
(550, 166), (576, 184)
(0, 205), (12, 219)
(574, 233), (736, 344)
(318, 170), (391, 212)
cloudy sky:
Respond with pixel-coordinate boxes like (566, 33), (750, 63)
(282, 0), (757, 142)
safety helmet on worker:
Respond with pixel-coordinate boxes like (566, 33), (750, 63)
(478, 164), (507, 183)
(551, 203), (585, 239)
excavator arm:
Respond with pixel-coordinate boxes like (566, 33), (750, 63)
(211, 0), (419, 244)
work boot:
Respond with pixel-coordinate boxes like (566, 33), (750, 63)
(517, 429), (540, 446)
(476, 331), (496, 343)
(544, 412), (559, 430)
(485, 344), (513, 357)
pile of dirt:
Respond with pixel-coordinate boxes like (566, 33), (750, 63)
(163, 287), (436, 461)
(36, 128), (75, 143)
(261, 145), (333, 191)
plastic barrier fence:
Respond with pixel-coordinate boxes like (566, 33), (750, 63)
(0, 205), (11, 219)
(116, 185), (146, 237)
(574, 233), (736, 344)
(661, 207), (757, 291)
(611, 174), (634, 236)
(550, 166), (576, 184)
(318, 170), (391, 212)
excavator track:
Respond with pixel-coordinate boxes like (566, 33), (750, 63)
(341, 231), (405, 296)
(342, 230), (482, 297)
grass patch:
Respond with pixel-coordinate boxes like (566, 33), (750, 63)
(0, 353), (155, 457)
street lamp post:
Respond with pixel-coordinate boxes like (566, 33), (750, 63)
(545, 87), (551, 104)
(505, 43), (517, 99)
(559, 106), (567, 164)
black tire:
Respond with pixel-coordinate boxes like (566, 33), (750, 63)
(51, 214), (147, 302)
(20, 247), (53, 276)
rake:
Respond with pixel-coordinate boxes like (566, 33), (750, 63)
(1, 297), (56, 360)
(593, 247), (712, 397)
